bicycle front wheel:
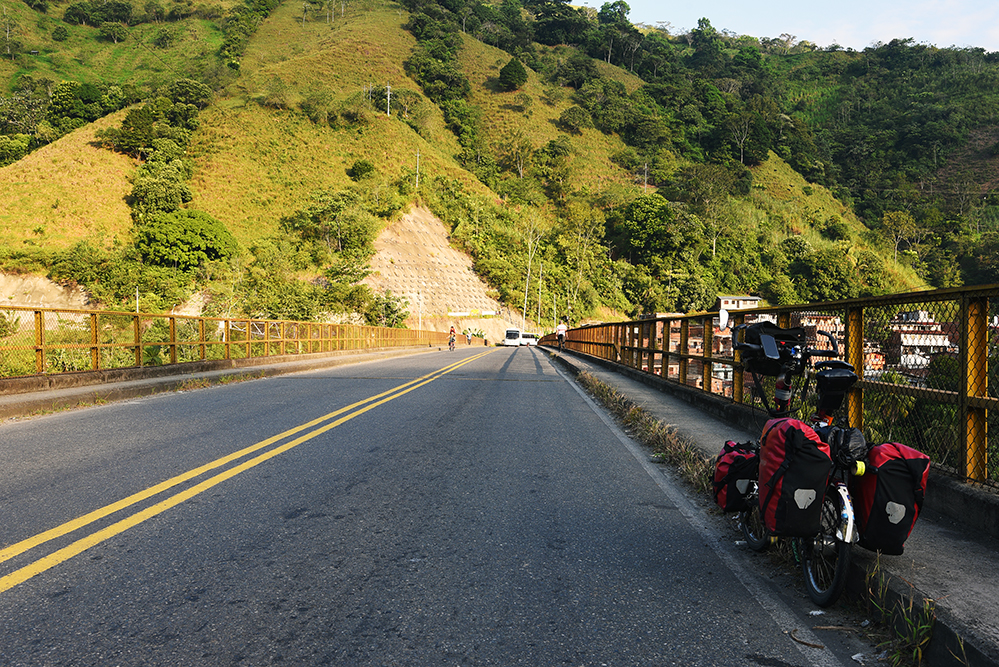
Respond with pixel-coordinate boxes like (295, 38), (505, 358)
(740, 501), (770, 552)
(801, 492), (851, 607)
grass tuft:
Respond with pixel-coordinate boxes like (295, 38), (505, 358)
(575, 369), (714, 494)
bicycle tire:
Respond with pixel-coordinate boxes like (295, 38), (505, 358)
(801, 492), (851, 607)
(740, 502), (770, 552)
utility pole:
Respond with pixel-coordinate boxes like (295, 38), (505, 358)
(537, 261), (542, 326)
(415, 150), (420, 191)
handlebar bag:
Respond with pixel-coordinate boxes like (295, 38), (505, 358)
(741, 322), (806, 377)
(713, 441), (759, 512)
(850, 442), (930, 555)
(759, 418), (832, 537)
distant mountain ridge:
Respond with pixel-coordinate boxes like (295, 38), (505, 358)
(4, 0), (998, 327)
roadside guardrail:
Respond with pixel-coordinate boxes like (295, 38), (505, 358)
(542, 285), (999, 488)
(0, 305), (455, 380)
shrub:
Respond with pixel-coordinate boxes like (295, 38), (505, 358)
(347, 159), (375, 181)
(52, 25), (69, 40)
(0, 134), (32, 167)
(498, 57), (528, 91)
(557, 105), (591, 135)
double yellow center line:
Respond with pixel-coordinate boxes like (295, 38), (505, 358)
(0, 349), (494, 594)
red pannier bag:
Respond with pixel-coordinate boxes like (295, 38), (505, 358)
(713, 441), (759, 512)
(759, 418), (832, 537)
(850, 442), (930, 555)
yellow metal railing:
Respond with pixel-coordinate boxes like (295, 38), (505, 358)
(0, 305), (459, 379)
(542, 285), (999, 487)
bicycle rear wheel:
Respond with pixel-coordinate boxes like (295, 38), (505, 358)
(801, 492), (851, 607)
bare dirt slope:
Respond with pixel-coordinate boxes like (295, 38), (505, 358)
(0, 273), (87, 310)
(363, 206), (524, 342)
(1, 207), (527, 344)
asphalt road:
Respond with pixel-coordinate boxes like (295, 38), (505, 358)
(0, 347), (875, 666)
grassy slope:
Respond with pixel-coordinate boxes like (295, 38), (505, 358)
(187, 0), (491, 246)
(0, 0), (240, 93)
(461, 38), (637, 194)
(0, 0), (924, 297)
(749, 152), (924, 289)
(0, 109), (136, 250)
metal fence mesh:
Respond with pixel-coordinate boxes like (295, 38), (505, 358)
(554, 286), (999, 489)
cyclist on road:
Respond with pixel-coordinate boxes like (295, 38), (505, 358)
(448, 326), (457, 351)
(555, 319), (568, 351)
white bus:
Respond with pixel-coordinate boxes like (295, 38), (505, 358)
(502, 329), (522, 346)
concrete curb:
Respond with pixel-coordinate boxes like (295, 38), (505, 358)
(549, 347), (999, 542)
(545, 346), (999, 667)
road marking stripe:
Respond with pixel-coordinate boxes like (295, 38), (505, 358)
(0, 350), (493, 592)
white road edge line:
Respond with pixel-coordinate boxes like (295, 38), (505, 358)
(554, 363), (847, 667)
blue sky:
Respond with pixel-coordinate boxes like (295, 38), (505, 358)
(585, 0), (999, 52)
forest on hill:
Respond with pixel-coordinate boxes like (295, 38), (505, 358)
(1, 0), (998, 329)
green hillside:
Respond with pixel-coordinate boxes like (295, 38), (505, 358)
(7, 0), (995, 325)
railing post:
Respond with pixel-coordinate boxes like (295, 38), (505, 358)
(134, 315), (142, 367)
(91, 313), (99, 371)
(703, 315), (714, 394)
(733, 312), (745, 404)
(35, 310), (44, 374)
(846, 306), (864, 430)
(962, 295), (988, 482)
(199, 318), (207, 360)
(169, 317), (178, 364)
(679, 319), (689, 386)
(652, 318), (662, 375)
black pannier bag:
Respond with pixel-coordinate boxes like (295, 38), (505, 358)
(713, 441), (759, 512)
(850, 442), (930, 555)
(740, 322), (806, 377)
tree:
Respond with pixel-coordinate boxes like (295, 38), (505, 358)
(498, 57), (528, 91)
(0, 134), (31, 167)
(365, 290), (409, 327)
(166, 79), (213, 108)
(620, 193), (704, 265)
(64, 2), (92, 25)
(881, 210), (920, 263)
(279, 189), (377, 263)
(2, 7), (20, 60)
(135, 210), (238, 271)
(99, 21), (128, 43)
(557, 105), (591, 134)
(500, 131), (533, 178)
(130, 161), (193, 216)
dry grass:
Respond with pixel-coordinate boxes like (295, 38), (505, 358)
(459, 36), (637, 195)
(749, 152), (926, 291)
(186, 0), (499, 246)
(0, 109), (136, 251)
(575, 369), (715, 495)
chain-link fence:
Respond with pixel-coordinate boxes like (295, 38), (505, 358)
(0, 306), (453, 380)
(544, 285), (999, 489)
